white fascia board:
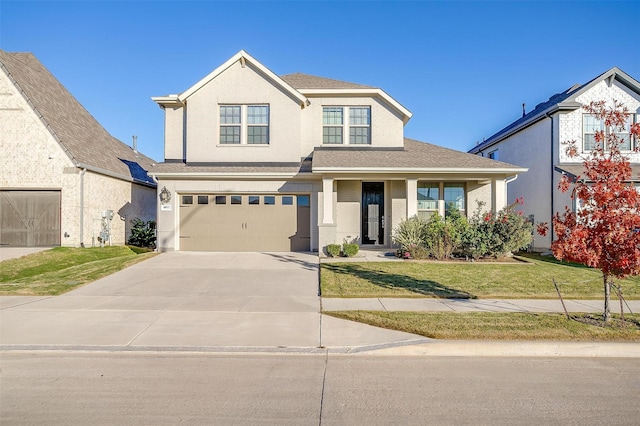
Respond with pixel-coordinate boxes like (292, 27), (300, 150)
(151, 171), (313, 179)
(312, 167), (528, 174)
(300, 88), (413, 123)
(178, 50), (308, 106)
(151, 95), (184, 108)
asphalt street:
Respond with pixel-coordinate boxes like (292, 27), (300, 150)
(2, 351), (639, 425)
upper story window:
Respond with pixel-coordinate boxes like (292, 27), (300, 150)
(323, 106), (371, 145)
(488, 150), (499, 160)
(219, 105), (269, 145)
(583, 113), (636, 152)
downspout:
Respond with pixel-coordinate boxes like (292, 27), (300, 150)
(546, 112), (554, 241)
(79, 168), (86, 248)
(506, 174), (518, 184)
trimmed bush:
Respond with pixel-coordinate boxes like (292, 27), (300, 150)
(326, 244), (341, 258)
(342, 243), (359, 257)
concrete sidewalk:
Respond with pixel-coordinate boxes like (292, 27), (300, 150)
(322, 297), (640, 313)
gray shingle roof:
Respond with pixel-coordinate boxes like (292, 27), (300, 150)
(0, 50), (156, 186)
(470, 67), (640, 154)
(152, 160), (312, 175)
(281, 73), (374, 90)
(313, 138), (524, 171)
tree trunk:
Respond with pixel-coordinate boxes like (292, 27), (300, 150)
(603, 274), (611, 323)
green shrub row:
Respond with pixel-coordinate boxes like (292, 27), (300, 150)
(393, 200), (533, 260)
(325, 242), (360, 258)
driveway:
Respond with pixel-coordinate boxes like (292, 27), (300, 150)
(0, 252), (424, 351)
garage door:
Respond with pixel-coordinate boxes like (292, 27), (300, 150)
(0, 190), (61, 247)
(179, 194), (310, 252)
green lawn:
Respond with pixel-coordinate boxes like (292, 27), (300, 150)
(0, 246), (157, 296)
(325, 311), (640, 341)
(321, 254), (640, 299)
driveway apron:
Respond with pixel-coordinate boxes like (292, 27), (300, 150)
(1, 252), (322, 349)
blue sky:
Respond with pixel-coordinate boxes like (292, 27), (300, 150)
(2, 1), (639, 162)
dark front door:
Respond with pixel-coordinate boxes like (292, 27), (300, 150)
(362, 182), (384, 245)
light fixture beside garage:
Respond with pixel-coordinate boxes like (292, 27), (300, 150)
(159, 187), (171, 205)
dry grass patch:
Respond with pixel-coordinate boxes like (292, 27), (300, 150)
(324, 311), (640, 341)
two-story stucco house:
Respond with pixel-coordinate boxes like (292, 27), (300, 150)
(0, 50), (157, 248)
(151, 50), (526, 253)
(469, 67), (640, 250)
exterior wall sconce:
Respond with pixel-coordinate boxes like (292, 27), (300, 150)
(159, 186), (171, 205)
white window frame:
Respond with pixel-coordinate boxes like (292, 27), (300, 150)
(488, 150), (499, 160)
(219, 104), (270, 145)
(322, 106), (372, 145)
(416, 182), (467, 218)
(583, 113), (637, 152)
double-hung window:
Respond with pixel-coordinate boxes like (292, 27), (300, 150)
(417, 182), (439, 220)
(349, 107), (371, 144)
(323, 107), (344, 144)
(219, 105), (269, 145)
(583, 113), (636, 152)
(323, 106), (371, 145)
(220, 106), (242, 144)
(444, 183), (466, 215)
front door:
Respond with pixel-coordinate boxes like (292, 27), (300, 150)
(361, 182), (384, 245)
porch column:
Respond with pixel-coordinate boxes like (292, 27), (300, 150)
(322, 177), (334, 224)
(406, 178), (417, 218)
(492, 178), (507, 211)
(438, 200), (446, 217)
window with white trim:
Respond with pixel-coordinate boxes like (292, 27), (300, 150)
(488, 150), (499, 160)
(583, 113), (636, 152)
(323, 106), (371, 145)
(417, 182), (439, 220)
(444, 183), (466, 215)
(219, 105), (269, 145)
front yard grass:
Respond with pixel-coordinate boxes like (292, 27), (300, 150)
(0, 246), (157, 296)
(324, 311), (640, 341)
(320, 253), (640, 299)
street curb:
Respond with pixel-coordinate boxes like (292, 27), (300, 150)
(2, 339), (638, 358)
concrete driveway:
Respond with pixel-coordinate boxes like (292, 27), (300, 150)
(0, 252), (425, 351)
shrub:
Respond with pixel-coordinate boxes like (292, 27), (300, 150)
(127, 218), (156, 248)
(326, 244), (341, 257)
(464, 199), (533, 258)
(392, 216), (427, 252)
(423, 209), (468, 260)
(342, 243), (359, 257)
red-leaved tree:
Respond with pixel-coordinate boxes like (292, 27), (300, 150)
(537, 100), (640, 322)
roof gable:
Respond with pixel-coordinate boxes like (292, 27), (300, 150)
(178, 50), (308, 106)
(470, 67), (640, 154)
(0, 50), (156, 186)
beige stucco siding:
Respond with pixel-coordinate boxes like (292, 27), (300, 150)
(336, 180), (361, 243)
(183, 61), (303, 163)
(300, 95), (404, 157)
(164, 105), (184, 161)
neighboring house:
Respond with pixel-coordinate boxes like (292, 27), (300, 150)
(469, 67), (640, 250)
(0, 50), (157, 248)
(151, 50), (526, 253)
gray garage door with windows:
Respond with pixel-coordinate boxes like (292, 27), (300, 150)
(179, 194), (310, 252)
(0, 190), (61, 247)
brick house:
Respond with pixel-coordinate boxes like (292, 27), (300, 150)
(469, 67), (640, 250)
(0, 50), (157, 247)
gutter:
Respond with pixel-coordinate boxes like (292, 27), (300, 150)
(79, 168), (86, 247)
(546, 112), (555, 240)
(470, 102), (580, 154)
(75, 163), (156, 188)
